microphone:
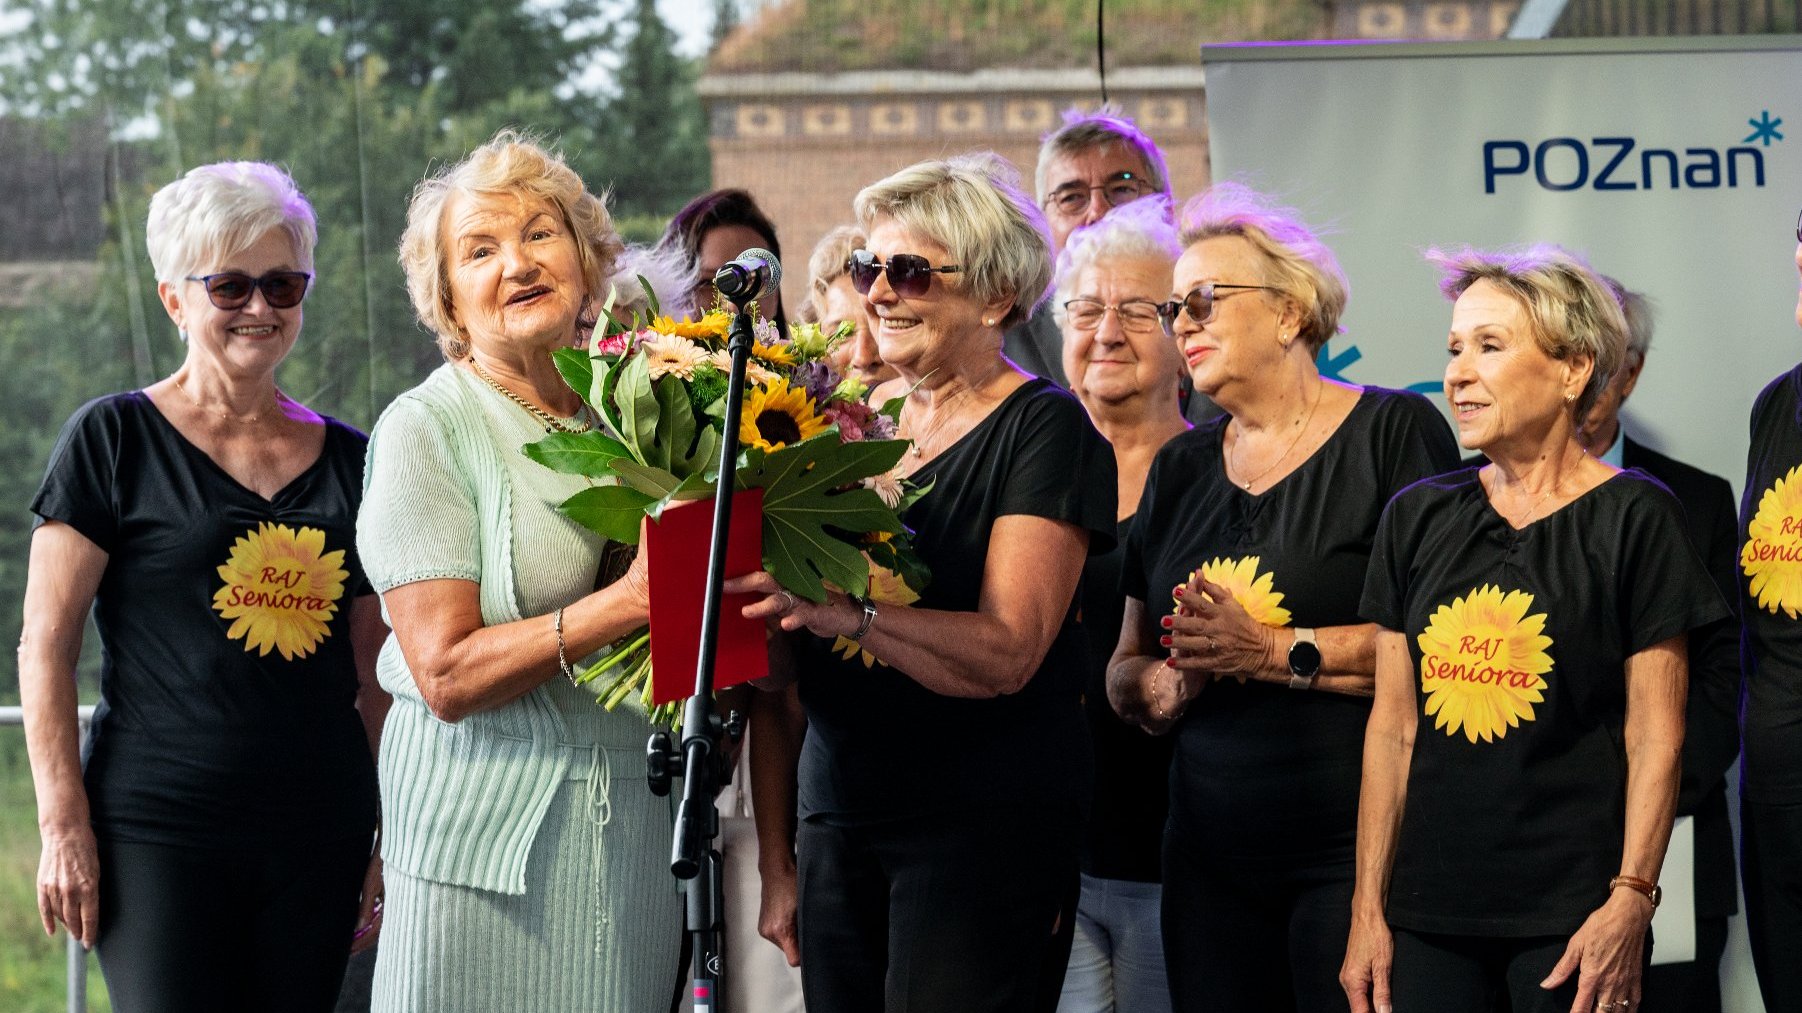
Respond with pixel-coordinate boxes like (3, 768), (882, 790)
(712, 248), (782, 303)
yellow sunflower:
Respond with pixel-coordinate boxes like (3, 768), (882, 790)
(1415, 584), (1554, 744)
(753, 340), (797, 366)
(1183, 556), (1293, 627)
(653, 310), (730, 342)
(212, 522), (349, 660)
(740, 377), (829, 452)
(1744, 463), (1802, 617)
(832, 559), (920, 667)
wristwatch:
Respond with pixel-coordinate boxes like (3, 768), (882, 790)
(1287, 627), (1321, 690)
(1609, 874), (1662, 907)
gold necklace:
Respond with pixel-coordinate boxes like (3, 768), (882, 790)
(1230, 382), (1320, 492)
(174, 372), (285, 425)
(1496, 448), (1588, 528)
(468, 356), (593, 435)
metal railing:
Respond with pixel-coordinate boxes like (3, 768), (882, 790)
(1, 704), (97, 1013)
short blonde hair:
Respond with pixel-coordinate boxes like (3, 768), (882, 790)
(1428, 244), (1627, 420)
(1053, 195), (1180, 313)
(399, 129), (623, 360)
(146, 162), (316, 284)
(854, 152), (1052, 329)
(1178, 182), (1347, 353)
(807, 224), (867, 315)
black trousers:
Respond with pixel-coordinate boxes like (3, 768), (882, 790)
(796, 809), (1079, 1013)
(1742, 798), (1802, 1012)
(1390, 930), (1581, 1013)
(1161, 821), (1354, 1013)
(96, 834), (369, 1013)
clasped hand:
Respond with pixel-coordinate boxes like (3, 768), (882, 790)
(1163, 574), (1279, 683)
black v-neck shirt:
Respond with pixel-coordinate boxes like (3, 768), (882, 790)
(1121, 387), (1459, 858)
(1363, 468), (1727, 936)
(1740, 363), (1802, 805)
(31, 392), (378, 847)
(796, 378), (1117, 822)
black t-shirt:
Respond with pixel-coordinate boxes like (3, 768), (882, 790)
(797, 379), (1117, 822)
(1121, 387), (1459, 859)
(1079, 515), (1173, 882)
(1740, 363), (1802, 804)
(1362, 469), (1728, 936)
(30, 392), (379, 847)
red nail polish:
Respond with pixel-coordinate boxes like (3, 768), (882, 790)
(1164, 658), (1176, 667)
(1160, 616), (1174, 629)
(1159, 635), (1173, 647)
(1173, 585), (1186, 598)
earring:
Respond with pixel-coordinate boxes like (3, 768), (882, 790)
(178, 329), (189, 343)
(1564, 392), (1576, 405)
(984, 318), (995, 328)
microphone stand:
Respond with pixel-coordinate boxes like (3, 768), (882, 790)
(646, 285), (762, 1013)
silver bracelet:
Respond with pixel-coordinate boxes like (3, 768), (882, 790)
(554, 606), (577, 686)
(847, 595), (878, 641)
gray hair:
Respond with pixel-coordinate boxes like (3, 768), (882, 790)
(398, 128), (623, 361)
(146, 161), (317, 284)
(1599, 274), (1654, 360)
(1034, 106), (1172, 202)
(807, 224), (867, 314)
(1052, 195), (1180, 314)
(1428, 244), (1627, 421)
(1179, 182), (1348, 353)
(854, 151), (1052, 329)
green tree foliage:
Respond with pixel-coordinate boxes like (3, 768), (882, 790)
(593, 0), (712, 217)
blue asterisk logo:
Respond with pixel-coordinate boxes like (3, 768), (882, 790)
(1745, 110), (1784, 146)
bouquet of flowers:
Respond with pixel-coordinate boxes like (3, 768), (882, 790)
(524, 283), (930, 725)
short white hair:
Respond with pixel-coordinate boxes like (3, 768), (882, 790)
(146, 162), (317, 284)
(1053, 195), (1180, 314)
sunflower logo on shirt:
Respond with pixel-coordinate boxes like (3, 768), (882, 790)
(213, 522), (349, 660)
(1178, 556), (1293, 627)
(1416, 585), (1553, 744)
(1743, 463), (1802, 618)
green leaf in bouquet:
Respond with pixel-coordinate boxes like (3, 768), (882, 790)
(560, 484), (656, 543)
(879, 392), (907, 424)
(742, 433), (914, 601)
(645, 470), (720, 522)
(616, 354), (660, 464)
(866, 536), (932, 596)
(611, 459), (686, 499)
(638, 275), (663, 318)
(552, 347), (594, 407)
(649, 374), (696, 473)
(522, 431), (631, 478)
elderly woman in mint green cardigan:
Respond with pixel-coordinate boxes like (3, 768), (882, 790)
(357, 130), (679, 1011)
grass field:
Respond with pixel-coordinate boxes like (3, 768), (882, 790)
(2, 723), (111, 1012)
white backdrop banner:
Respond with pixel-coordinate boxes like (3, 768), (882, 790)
(1203, 36), (1802, 492)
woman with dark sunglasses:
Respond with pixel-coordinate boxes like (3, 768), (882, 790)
(1737, 207), (1802, 1011)
(20, 161), (387, 1010)
(1108, 182), (1458, 1013)
(731, 151), (1117, 1011)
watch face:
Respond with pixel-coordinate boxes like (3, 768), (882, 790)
(1289, 638), (1323, 678)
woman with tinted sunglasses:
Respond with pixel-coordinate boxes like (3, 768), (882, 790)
(20, 162), (387, 1010)
(730, 152), (1117, 1011)
(1107, 182), (1458, 1013)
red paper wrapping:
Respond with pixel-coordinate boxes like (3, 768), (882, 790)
(646, 487), (768, 705)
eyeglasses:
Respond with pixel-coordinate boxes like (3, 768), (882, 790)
(1156, 283), (1281, 336)
(1063, 298), (1164, 334)
(847, 250), (963, 298)
(1795, 206), (1800, 242)
(1044, 172), (1152, 218)
(185, 271), (312, 310)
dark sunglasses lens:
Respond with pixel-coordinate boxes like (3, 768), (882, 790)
(263, 273), (308, 307)
(887, 255), (931, 298)
(848, 252), (879, 295)
(1184, 289), (1214, 324)
(205, 274), (253, 307)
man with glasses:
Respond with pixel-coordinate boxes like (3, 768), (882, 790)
(1007, 110), (1174, 389)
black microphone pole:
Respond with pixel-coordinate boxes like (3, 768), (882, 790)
(646, 251), (777, 1013)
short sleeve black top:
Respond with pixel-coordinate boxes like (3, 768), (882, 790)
(1740, 363), (1802, 804)
(1120, 387), (1459, 858)
(1079, 515), (1173, 882)
(1362, 469), (1728, 937)
(796, 379), (1118, 822)
(30, 393), (379, 848)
